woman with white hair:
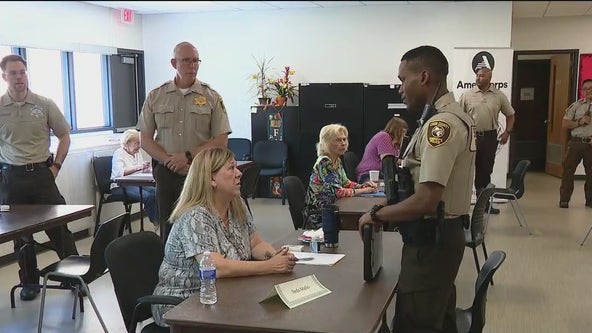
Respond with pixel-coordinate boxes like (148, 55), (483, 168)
(110, 129), (158, 228)
(303, 124), (377, 229)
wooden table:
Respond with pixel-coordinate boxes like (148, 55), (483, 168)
(0, 205), (94, 245)
(113, 161), (255, 236)
(335, 196), (385, 230)
(164, 230), (403, 333)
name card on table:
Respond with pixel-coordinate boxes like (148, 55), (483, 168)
(260, 275), (331, 309)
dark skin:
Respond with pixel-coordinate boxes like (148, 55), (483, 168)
(358, 59), (447, 238)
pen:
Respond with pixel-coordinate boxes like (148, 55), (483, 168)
(297, 257), (314, 261)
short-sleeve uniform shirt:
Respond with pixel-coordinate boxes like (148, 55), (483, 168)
(459, 85), (515, 132)
(563, 99), (592, 138)
(0, 90), (70, 165)
(137, 79), (232, 153)
(404, 92), (476, 217)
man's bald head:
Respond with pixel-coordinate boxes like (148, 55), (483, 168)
(475, 67), (492, 90)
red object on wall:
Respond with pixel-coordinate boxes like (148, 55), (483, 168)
(579, 54), (592, 99)
(120, 9), (134, 24)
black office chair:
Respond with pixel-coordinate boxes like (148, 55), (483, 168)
(252, 140), (288, 205)
(342, 151), (360, 182)
(228, 138), (252, 161)
(92, 156), (137, 235)
(283, 176), (307, 230)
(466, 187), (496, 277)
(105, 231), (182, 333)
(240, 164), (261, 215)
(456, 250), (507, 333)
(487, 160), (532, 235)
(37, 213), (127, 333)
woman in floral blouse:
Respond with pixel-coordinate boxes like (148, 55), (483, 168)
(152, 147), (297, 327)
(304, 124), (377, 229)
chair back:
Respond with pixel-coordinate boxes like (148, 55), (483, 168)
(252, 141), (288, 169)
(240, 164), (261, 199)
(82, 213), (127, 283)
(469, 188), (496, 245)
(508, 160), (531, 199)
(283, 176), (307, 230)
(105, 231), (164, 332)
(470, 250), (506, 333)
(342, 151), (360, 181)
(92, 156), (114, 196)
(228, 138), (252, 161)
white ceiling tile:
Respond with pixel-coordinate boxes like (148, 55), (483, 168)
(544, 1), (592, 17)
(312, 1), (365, 8)
(359, 1), (406, 5)
(261, 1), (321, 9)
(512, 1), (549, 18)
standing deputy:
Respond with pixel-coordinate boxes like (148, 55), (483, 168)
(459, 66), (514, 214)
(559, 79), (592, 208)
(359, 46), (476, 332)
(0, 54), (78, 301)
(138, 41), (232, 241)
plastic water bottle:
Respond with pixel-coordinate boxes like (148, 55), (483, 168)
(198, 250), (217, 305)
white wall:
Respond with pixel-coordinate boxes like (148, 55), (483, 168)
(512, 16), (592, 53)
(0, 1), (143, 52)
(142, 1), (513, 139)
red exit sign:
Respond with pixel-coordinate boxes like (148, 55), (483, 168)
(120, 8), (134, 24)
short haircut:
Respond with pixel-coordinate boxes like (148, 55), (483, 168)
(0, 54), (27, 72)
(400, 45), (449, 77)
(120, 129), (140, 146)
(169, 147), (248, 224)
(173, 41), (197, 59)
(317, 124), (348, 157)
(583, 79), (592, 86)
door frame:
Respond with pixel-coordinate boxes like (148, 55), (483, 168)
(511, 49), (579, 175)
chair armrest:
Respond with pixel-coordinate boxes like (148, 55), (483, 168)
(129, 295), (183, 333)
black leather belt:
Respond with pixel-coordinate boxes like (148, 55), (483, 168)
(0, 160), (50, 172)
(571, 137), (592, 143)
(475, 130), (497, 136)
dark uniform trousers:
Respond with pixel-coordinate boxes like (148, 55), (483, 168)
(0, 165), (78, 285)
(393, 218), (465, 333)
(474, 130), (498, 197)
(560, 138), (592, 203)
(153, 162), (187, 242)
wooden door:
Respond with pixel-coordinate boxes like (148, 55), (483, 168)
(546, 54), (571, 177)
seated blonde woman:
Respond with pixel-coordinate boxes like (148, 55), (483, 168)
(304, 124), (377, 229)
(152, 147), (297, 327)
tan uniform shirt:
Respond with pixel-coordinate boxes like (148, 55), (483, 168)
(459, 85), (515, 132)
(404, 92), (476, 216)
(137, 79), (232, 153)
(0, 90), (70, 165)
(564, 99), (592, 138)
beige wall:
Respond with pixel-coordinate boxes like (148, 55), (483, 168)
(512, 16), (592, 53)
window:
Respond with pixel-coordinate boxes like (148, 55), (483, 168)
(26, 48), (66, 114)
(72, 52), (107, 129)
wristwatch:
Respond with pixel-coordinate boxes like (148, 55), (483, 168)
(369, 204), (385, 223)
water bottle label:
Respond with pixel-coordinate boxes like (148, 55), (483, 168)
(199, 268), (216, 280)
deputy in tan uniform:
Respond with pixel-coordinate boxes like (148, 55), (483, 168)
(460, 67), (514, 214)
(559, 79), (592, 208)
(0, 54), (78, 301)
(359, 46), (476, 333)
(138, 42), (231, 240)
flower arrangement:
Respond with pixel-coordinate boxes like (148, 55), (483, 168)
(249, 56), (274, 104)
(269, 66), (297, 106)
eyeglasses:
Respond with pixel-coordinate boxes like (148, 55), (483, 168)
(3, 70), (27, 77)
(177, 58), (201, 65)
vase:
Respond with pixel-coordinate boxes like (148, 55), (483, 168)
(258, 97), (271, 106)
(274, 96), (288, 107)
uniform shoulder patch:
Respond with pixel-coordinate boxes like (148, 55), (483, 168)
(426, 120), (451, 148)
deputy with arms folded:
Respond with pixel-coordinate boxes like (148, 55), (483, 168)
(359, 46), (475, 333)
(152, 147), (297, 327)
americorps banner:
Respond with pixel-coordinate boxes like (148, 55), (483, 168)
(452, 48), (514, 199)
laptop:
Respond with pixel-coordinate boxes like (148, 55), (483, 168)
(363, 223), (383, 281)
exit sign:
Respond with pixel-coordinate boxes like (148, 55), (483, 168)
(120, 8), (134, 24)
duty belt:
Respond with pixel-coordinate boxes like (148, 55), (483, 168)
(0, 159), (51, 172)
(475, 130), (497, 137)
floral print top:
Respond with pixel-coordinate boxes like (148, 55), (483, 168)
(304, 155), (359, 229)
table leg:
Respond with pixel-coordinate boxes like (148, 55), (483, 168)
(139, 186), (145, 231)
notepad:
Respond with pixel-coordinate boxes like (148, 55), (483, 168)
(293, 252), (345, 266)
